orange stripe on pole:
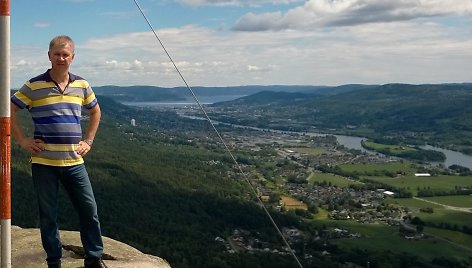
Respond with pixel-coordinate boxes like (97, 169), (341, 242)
(0, 0), (9, 16)
(0, 117), (10, 220)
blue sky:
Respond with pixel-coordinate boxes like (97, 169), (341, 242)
(9, 0), (472, 88)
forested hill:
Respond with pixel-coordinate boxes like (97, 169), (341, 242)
(220, 91), (313, 106)
(209, 83), (472, 153)
(92, 84), (370, 102)
(10, 96), (309, 268)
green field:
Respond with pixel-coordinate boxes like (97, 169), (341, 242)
(418, 208), (472, 228)
(366, 175), (472, 195)
(339, 161), (417, 175)
(363, 140), (417, 154)
(308, 172), (363, 187)
(423, 195), (472, 208)
(313, 208), (329, 220)
(385, 197), (442, 209)
(328, 221), (472, 262)
(426, 227), (472, 249)
(385, 198), (472, 232)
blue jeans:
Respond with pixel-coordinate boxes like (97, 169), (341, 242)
(32, 163), (103, 264)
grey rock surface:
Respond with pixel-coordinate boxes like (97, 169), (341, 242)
(7, 226), (171, 268)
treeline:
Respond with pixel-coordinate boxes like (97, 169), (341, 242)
(449, 164), (472, 176)
(409, 216), (472, 236)
(417, 188), (472, 197)
(427, 222), (472, 235)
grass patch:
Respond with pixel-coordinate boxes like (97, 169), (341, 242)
(418, 208), (472, 228)
(363, 140), (417, 154)
(385, 198), (472, 233)
(423, 195), (472, 208)
(367, 175), (472, 195)
(329, 221), (472, 262)
(425, 226), (472, 249)
(309, 172), (363, 187)
(385, 197), (442, 209)
(339, 161), (417, 175)
(313, 208), (329, 220)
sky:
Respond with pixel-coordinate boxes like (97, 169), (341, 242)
(8, 0), (472, 88)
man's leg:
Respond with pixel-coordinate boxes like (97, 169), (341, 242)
(32, 164), (62, 265)
(60, 164), (103, 261)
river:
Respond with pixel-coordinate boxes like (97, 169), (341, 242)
(123, 100), (472, 170)
(332, 135), (472, 169)
(184, 115), (472, 169)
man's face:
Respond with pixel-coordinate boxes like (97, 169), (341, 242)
(48, 43), (75, 70)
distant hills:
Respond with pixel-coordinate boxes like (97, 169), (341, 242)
(93, 83), (472, 154)
(93, 84), (375, 102)
(10, 83), (472, 268)
(208, 83), (472, 154)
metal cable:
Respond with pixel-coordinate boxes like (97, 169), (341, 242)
(132, 1), (304, 267)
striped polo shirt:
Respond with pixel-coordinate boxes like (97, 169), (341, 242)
(11, 69), (98, 167)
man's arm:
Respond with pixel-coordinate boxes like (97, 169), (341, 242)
(77, 103), (101, 156)
(10, 103), (44, 154)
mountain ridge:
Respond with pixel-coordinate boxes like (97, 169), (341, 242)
(92, 84), (376, 102)
(205, 83), (472, 154)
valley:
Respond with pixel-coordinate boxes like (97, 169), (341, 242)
(10, 83), (472, 268)
(135, 95), (472, 267)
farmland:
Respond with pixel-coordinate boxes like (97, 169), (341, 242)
(365, 175), (472, 195)
(339, 161), (417, 175)
(308, 172), (363, 187)
(328, 221), (472, 263)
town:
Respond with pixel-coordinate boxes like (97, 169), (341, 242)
(118, 101), (472, 266)
(149, 106), (424, 257)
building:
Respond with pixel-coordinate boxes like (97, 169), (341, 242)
(414, 173), (431, 177)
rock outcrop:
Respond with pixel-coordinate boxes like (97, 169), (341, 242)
(8, 226), (171, 268)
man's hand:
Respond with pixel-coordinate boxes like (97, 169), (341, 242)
(77, 140), (92, 156)
(19, 138), (45, 154)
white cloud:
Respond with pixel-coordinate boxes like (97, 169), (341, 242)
(177, 0), (302, 7)
(71, 21), (472, 87)
(247, 64), (278, 72)
(33, 22), (50, 28)
(232, 0), (472, 31)
(11, 14), (472, 88)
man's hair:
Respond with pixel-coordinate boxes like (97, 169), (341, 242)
(49, 35), (75, 52)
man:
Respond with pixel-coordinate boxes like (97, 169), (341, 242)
(11, 35), (107, 268)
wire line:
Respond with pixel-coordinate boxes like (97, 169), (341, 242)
(132, 1), (304, 267)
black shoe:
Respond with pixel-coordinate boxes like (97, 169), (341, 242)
(47, 262), (61, 268)
(84, 258), (108, 268)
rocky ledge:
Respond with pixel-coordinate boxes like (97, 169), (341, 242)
(9, 226), (171, 268)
